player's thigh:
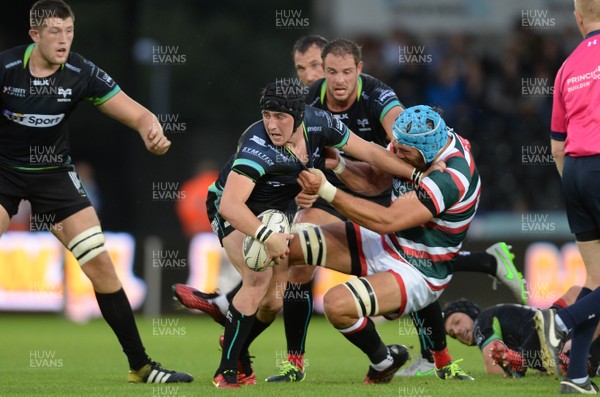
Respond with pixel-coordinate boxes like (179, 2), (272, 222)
(324, 272), (401, 318)
(223, 230), (272, 287)
(0, 166), (29, 235)
(222, 229), (249, 273)
(0, 205), (11, 235)
(52, 207), (120, 291)
(50, 206), (101, 247)
(294, 206), (343, 225)
(290, 206), (344, 282)
(289, 222), (353, 273)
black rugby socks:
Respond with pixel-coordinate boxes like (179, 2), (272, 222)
(95, 288), (149, 370)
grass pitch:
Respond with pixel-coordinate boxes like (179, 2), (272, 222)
(1, 312), (562, 396)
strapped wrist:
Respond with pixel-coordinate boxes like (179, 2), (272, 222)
(332, 156), (347, 174)
(317, 180), (337, 203)
(411, 167), (424, 185)
(254, 224), (274, 243)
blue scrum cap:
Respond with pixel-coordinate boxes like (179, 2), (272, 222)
(392, 105), (449, 164)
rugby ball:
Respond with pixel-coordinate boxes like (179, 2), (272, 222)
(243, 209), (290, 272)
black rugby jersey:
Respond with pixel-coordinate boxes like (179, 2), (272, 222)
(0, 44), (120, 169)
(209, 106), (349, 216)
(306, 74), (402, 205)
(473, 304), (538, 352)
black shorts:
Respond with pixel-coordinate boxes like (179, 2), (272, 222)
(206, 190), (232, 245)
(0, 164), (92, 226)
(562, 155), (600, 241)
(309, 197), (347, 221)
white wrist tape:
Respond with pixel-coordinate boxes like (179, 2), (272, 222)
(332, 156), (347, 174)
(254, 224), (274, 243)
(318, 179), (337, 203)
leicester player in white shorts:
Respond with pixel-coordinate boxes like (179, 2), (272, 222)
(287, 105), (479, 382)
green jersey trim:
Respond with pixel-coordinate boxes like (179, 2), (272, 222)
(22, 44), (65, 71)
(380, 100), (401, 123)
(23, 44), (35, 68)
(232, 158), (264, 178)
(88, 85), (121, 106)
(12, 165), (63, 171)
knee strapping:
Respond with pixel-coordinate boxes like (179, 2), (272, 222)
(68, 226), (107, 266)
(297, 224), (327, 267)
(344, 277), (379, 317)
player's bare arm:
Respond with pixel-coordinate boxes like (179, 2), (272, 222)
(481, 343), (507, 375)
(298, 168), (432, 235)
(380, 105), (403, 141)
(294, 191), (319, 209)
(341, 131), (414, 179)
(325, 147), (392, 196)
(98, 91), (171, 155)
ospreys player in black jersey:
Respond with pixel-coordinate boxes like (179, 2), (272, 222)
(174, 37), (526, 382)
(0, 0), (192, 384)
(444, 292), (600, 379)
(190, 80), (420, 388)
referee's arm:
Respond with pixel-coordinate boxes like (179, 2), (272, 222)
(551, 138), (565, 177)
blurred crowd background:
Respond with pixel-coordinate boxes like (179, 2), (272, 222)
(0, 1), (576, 299)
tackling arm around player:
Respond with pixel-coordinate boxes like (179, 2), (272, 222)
(201, 81), (423, 388)
(287, 105), (478, 383)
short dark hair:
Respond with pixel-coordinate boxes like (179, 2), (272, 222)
(321, 38), (362, 65)
(30, 0), (75, 28)
(292, 35), (328, 57)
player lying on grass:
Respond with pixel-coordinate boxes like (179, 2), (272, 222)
(444, 287), (600, 378)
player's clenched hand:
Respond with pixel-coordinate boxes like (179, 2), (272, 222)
(297, 169), (324, 195)
(324, 147), (340, 169)
(299, 168), (337, 203)
(295, 191), (319, 209)
(424, 160), (446, 178)
(145, 118), (171, 155)
(263, 233), (293, 266)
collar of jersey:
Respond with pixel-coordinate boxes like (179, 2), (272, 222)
(285, 122), (312, 169)
(301, 122), (313, 168)
(23, 43), (65, 71)
(319, 75), (363, 105)
(585, 29), (600, 39)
